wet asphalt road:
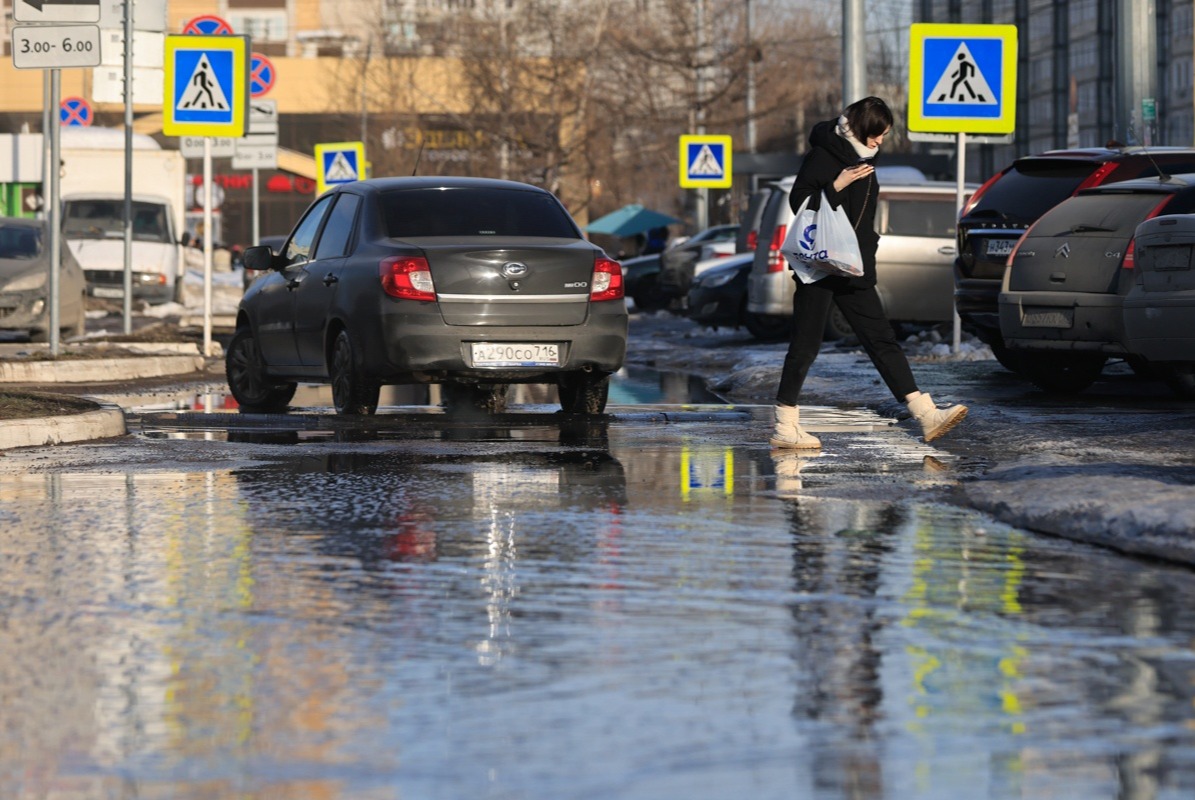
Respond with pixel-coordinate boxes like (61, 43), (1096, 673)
(4, 366), (1195, 798)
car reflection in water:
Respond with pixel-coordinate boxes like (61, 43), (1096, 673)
(230, 425), (626, 569)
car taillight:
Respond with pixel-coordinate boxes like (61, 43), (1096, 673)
(961, 169), (1005, 217)
(1122, 195), (1176, 269)
(767, 224), (787, 272)
(746, 230), (758, 251)
(1075, 162), (1120, 192)
(380, 255), (436, 301)
(591, 256), (623, 301)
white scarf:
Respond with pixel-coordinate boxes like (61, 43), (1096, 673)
(836, 115), (879, 160)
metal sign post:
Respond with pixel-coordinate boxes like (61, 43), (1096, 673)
(163, 32), (249, 356)
(908, 22), (1018, 354)
(12, 0), (102, 356)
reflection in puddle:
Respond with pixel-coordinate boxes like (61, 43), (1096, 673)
(4, 415), (1195, 797)
(120, 365), (725, 418)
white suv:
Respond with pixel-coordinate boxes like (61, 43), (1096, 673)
(746, 171), (974, 339)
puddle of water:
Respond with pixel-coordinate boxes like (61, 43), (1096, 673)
(122, 365), (727, 417)
(4, 425), (1195, 797)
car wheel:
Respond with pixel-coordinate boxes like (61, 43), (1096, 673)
(442, 382), (509, 414)
(330, 329), (380, 415)
(1165, 363), (1195, 400)
(823, 305), (854, 341)
(743, 310), (789, 342)
(989, 339), (1027, 373)
(1015, 352), (1107, 394)
(557, 371), (610, 414)
(226, 327), (297, 413)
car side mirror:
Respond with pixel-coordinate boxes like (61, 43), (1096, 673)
(179, 231), (192, 247)
(242, 244), (277, 272)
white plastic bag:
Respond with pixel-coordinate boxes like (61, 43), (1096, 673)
(781, 196), (827, 284)
(780, 191), (865, 282)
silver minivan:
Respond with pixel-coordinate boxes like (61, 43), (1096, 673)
(746, 172), (974, 339)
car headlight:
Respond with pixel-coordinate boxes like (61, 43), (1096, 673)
(698, 270), (736, 288)
(3, 270), (47, 292)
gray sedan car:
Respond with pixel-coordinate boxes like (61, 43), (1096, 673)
(228, 177), (628, 415)
(0, 217), (87, 341)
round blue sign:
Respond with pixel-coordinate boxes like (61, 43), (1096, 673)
(250, 53), (276, 97)
(60, 96), (93, 127)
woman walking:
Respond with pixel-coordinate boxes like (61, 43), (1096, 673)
(770, 96), (968, 450)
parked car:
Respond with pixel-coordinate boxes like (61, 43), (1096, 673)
(621, 253), (669, 313)
(998, 174), (1195, 393)
(956, 146), (1195, 366)
(229, 177), (628, 416)
(735, 185), (780, 256)
(1124, 214), (1195, 399)
(657, 223), (739, 307)
(685, 253), (755, 332)
(747, 172), (973, 339)
(0, 217), (87, 341)
(242, 234), (286, 290)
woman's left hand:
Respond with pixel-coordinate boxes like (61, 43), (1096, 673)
(832, 163), (874, 193)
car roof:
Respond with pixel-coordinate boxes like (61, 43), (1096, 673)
(1079, 173), (1195, 193)
(1016, 146), (1195, 164)
(350, 176), (555, 195)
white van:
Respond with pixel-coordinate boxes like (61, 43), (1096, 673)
(746, 171), (974, 339)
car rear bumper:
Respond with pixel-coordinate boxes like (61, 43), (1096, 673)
(376, 303), (628, 382)
(1123, 291), (1195, 362)
(746, 270), (793, 317)
(954, 275), (1001, 333)
(998, 290), (1127, 353)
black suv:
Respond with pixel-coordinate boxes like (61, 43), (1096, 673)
(955, 147), (1195, 365)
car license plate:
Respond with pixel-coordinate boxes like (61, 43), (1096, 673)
(92, 287), (124, 298)
(985, 238), (1016, 257)
(471, 342), (559, 367)
(1021, 308), (1073, 328)
(1151, 244), (1192, 271)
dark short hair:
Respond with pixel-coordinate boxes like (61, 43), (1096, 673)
(844, 96), (894, 141)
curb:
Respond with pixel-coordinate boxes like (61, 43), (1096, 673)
(0, 355), (207, 384)
(0, 404), (127, 450)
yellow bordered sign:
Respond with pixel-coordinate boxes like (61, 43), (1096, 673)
(679, 135), (733, 189)
(163, 34), (250, 138)
(314, 141), (366, 195)
(908, 23), (1018, 135)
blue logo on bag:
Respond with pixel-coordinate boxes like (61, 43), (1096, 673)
(797, 223), (827, 262)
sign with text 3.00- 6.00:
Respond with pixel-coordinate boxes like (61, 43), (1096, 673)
(11, 24), (100, 69)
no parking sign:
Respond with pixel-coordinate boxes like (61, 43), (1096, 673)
(250, 53), (276, 97)
(60, 96), (93, 127)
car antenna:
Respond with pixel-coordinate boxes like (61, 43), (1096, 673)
(1127, 124), (1171, 183)
(412, 141), (424, 176)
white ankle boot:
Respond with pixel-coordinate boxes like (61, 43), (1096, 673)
(906, 392), (967, 443)
(769, 404), (821, 449)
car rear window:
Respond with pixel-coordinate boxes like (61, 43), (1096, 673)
(1033, 192), (1173, 238)
(969, 160), (1100, 222)
(381, 187), (580, 239)
(0, 227), (41, 259)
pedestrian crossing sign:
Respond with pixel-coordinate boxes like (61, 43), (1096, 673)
(315, 141), (366, 194)
(908, 23), (1018, 135)
(679, 135), (733, 189)
(163, 35), (249, 137)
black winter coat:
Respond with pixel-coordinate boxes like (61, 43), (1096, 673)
(788, 119), (879, 287)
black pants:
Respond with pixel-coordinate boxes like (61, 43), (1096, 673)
(775, 276), (918, 406)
